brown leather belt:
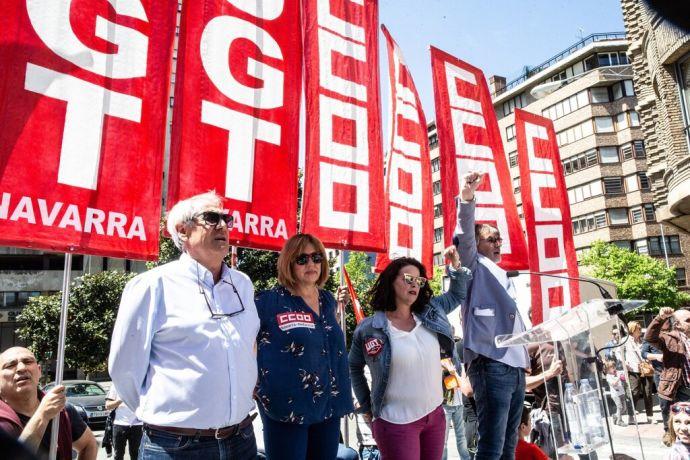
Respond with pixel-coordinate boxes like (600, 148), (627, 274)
(145, 413), (256, 440)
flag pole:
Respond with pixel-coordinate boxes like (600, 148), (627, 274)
(338, 249), (350, 447)
(49, 252), (73, 460)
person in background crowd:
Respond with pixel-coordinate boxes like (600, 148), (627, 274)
(621, 321), (655, 424)
(604, 360), (628, 427)
(642, 336), (671, 443)
(0, 347), (98, 459)
(524, 343), (563, 458)
(254, 233), (353, 460)
(105, 384), (143, 460)
(645, 308), (690, 409)
(109, 192), (260, 459)
(442, 333), (471, 460)
(349, 247), (471, 460)
(665, 402), (690, 460)
(455, 171), (529, 460)
(515, 406), (548, 460)
(603, 327), (621, 364)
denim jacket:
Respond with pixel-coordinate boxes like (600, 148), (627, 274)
(348, 266), (471, 419)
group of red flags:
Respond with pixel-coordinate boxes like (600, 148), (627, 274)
(0, 1), (579, 324)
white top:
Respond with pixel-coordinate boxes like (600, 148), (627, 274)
(379, 316), (443, 424)
(623, 338), (643, 373)
(108, 253), (260, 428)
(605, 373), (625, 397)
(107, 386), (141, 426)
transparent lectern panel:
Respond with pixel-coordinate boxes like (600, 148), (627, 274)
(495, 299), (647, 348)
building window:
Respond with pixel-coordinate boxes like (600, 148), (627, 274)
(623, 80), (635, 96)
(562, 149), (598, 175)
(431, 157), (440, 172)
(638, 173), (651, 191)
(594, 116), (615, 133)
(630, 206), (644, 224)
(590, 87), (610, 103)
(603, 177), (624, 194)
(677, 268), (687, 287)
(429, 133), (439, 149)
(502, 94), (527, 117)
(634, 140), (646, 158)
(643, 203), (655, 221)
(634, 239), (648, 255)
(615, 112), (629, 130)
(598, 51), (628, 67)
(630, 111), (641, 127)
(599, 146), (619, 163)
(572, 211), (607, 235)
(509, 151), (518, 167)
(434, 204), (443, 218)
(434, 228), (443, 243)
(612, 240), (632, 250)
(512, 176), (520, 194)
(506, 124), (516, 141)
(620, 144), (634, 160)
(648, 236), (682, 256)
(568, 180), (603, 204)
(433, 180), (442, 195)
(557, 120), (594, 146)
(609, 208), (629, 226)
(542, 90), (589, 120)
(0, 291), (40, 309)
(433, 253), (443, 266)
(677, 54), (690, 148)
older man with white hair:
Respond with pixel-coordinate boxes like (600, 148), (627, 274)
(109, 191), (260, 459)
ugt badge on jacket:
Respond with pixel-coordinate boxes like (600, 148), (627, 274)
(365, 337), (384, 357)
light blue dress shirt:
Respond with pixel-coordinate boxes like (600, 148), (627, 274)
(108, 253), (260, 429)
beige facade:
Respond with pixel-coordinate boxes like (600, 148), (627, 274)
(621, 0), (690, 233)
(429, 33), (689, 289)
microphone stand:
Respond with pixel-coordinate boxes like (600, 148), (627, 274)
(508, 270), (619, 459)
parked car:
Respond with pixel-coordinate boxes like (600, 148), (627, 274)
(43, 380), (110, 429)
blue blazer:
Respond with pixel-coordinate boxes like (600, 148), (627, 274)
(454, 199), (528, 369)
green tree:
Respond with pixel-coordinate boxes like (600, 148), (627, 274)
(16, 271), (135, 377)
(580, 241), (690, 316)
(428, 265), (445, 296)
(340, 252), (376, 340)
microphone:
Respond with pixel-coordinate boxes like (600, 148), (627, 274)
(506, 270), (623, 315)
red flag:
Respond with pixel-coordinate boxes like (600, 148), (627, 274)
(343, 265), (365, 324)
(374, 25), (434, 274)
(301, 0), (385, 252)
(167, 0), (302, 251)
(430, 47), (528, 270)
(0, 0), (177, 259)
(515, 109), (580, 324)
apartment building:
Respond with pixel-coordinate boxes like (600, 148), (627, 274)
(429, 33), (689, 289)
(621, 0), (690, 234)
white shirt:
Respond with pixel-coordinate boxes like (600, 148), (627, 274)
(107, 386), (141, 426)
(380, 316), (443, 424)
(108, 253), (260, 428)
(623, 338), (643, 372)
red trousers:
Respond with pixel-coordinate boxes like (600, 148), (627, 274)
(372, 405), (446, 460)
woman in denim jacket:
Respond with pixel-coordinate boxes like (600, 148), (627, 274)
(348, 246), (471, 460)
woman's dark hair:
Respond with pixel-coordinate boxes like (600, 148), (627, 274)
(368, 257), (433, 313)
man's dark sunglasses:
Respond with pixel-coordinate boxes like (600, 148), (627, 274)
(294, 252), (324, 265)
(193, 211), (233, 228)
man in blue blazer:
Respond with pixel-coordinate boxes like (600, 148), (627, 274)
(454, 171), (529, 460)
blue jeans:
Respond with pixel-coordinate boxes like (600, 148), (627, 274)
(443, 404), (471, 460)
(259, 410), (340, 460)
(468, 357), (526, 460)
(139, 424), (257, 459)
